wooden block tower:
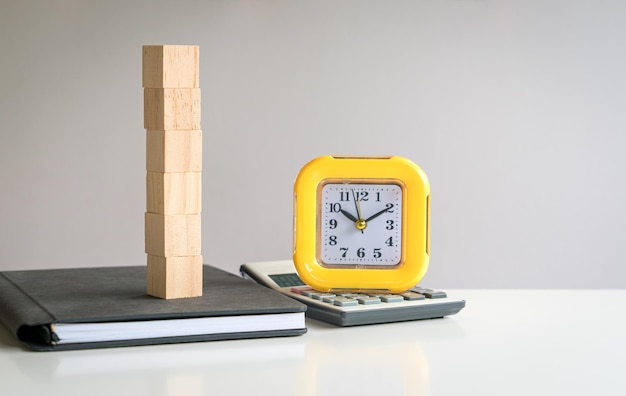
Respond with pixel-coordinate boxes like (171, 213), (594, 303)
(142, 45), (202, 299)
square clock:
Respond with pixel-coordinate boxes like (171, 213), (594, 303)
(293, 155), (430, 292)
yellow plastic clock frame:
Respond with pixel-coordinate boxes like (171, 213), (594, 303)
(293, 155), (430, 292)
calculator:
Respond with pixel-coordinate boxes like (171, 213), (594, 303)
(240, 260), (466, 326)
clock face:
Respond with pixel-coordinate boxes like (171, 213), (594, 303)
(318, 181), (403, 267)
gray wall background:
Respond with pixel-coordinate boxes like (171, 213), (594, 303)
(1, 0), (624, 288)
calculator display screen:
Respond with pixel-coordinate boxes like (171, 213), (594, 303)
(269, 273), (306, 288)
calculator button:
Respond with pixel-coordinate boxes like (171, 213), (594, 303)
(423, 291), (447, 299)
(400, 291), (426, 301)
(357, 297), (381, 305)
(411, 287), (447, 299)
(333, 297), (359, 307)
(311, 293), (336, 301)
(379, 294), (404, 303)
(290, 286), (312, 294)
(337, 293), (359, 299)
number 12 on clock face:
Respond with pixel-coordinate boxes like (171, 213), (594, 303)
(319, 182), (403, 267)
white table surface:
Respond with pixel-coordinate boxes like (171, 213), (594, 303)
(1, 290), (625, 395)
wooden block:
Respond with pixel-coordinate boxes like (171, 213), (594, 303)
(145, 213), (201, 257)
(146, 130), (202, 172)
(147, 255), (203, 299)
(144, 88), (201, 130)
(147, 171), (202, 215)
(142, 45), (199, 88)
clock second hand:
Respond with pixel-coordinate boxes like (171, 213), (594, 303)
(351, 189), (367, 233)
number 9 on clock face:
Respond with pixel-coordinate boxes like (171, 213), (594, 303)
(293, 155), (431, 292)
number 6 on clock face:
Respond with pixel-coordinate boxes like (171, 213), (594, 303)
(293, 155), (431, 292)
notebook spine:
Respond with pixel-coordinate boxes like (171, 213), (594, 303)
(0, 273), (55, 340)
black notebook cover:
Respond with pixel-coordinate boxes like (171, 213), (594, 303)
(0, 265), (307, 351)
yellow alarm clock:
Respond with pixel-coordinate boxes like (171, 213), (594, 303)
(293, 155), (430, 292)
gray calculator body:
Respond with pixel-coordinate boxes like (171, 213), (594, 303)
(240, 260), (465, 327)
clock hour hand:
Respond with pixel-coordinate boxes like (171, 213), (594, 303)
(364, 206), (391, 222)
(339, 209), (358, 222)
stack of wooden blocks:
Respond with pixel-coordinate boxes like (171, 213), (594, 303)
(142, 45), (203, 299)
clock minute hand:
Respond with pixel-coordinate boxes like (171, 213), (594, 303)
(365, 207), (390, 222)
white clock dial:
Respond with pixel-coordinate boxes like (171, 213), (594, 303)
(319, 182), (402, 266)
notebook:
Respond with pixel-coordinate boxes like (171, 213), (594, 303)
(0, 265), (306, 351)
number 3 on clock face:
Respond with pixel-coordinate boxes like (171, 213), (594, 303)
(293, 155), (431, 292)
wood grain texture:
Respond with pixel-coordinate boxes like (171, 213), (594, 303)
(144, 213), (201, 257)
(144, 88), (201, 130)
(146, 171), (202, 215)
(146, 255), (203, 299)
(142, 45), (199, 88)
(146, 130), (202, 173)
